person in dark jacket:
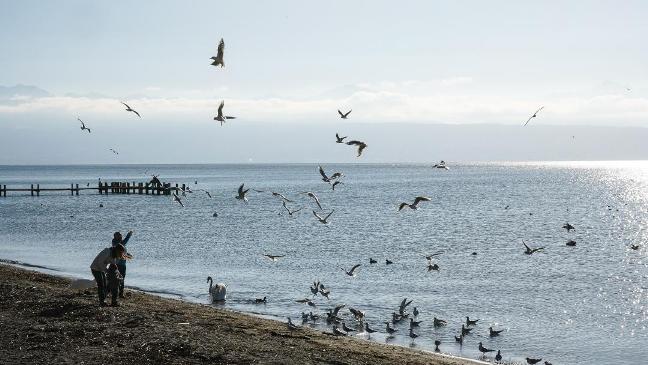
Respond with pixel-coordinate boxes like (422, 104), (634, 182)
(90, 243), (127, 306)
(111, 230), (133, 298)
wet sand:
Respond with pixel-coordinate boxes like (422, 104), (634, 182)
(0, 264), (484, 365)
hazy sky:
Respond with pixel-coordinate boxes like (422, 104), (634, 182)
(1, 1), (648, 163)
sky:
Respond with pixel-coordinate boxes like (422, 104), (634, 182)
(1, 0), (648, 163)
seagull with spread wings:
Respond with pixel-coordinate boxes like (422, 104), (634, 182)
(214, 100), (236, 125)
(523, 106), (544, 126)
(346, 140), (367, 157)
(263, 254), (284, 262)
(335, 133), (347, 143)
(313, 210), (334, 224)
(338, 109), (352, 119)
(121, 102), (141, 118)
(301, 191), (323, 209)
(398, 196), (431, 211)
(282, 201), (303, 217)
(523, 240), (544, 255)
(109, 148), (119, 155)
(77, 117), (91, 133)
(236, 183), (250, 202)
(342, 263), (361, 277)
(210, 38), (225, 67)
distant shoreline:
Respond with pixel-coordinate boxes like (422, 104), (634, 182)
(0, 263), (484, 365)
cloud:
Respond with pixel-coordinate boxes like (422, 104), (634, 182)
(1, 82), (648, 126)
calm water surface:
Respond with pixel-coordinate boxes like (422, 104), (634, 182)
(1, 162), (647, 364)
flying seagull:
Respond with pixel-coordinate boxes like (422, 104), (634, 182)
(346, 140), (367, 157)
(523, 241), (545, 255)
(214, 100), (236, 125)
(331, 181), (343, 191)
(282, 201), (303, 217)
(335, 133), (347, 143)
(300, 191), (323, 209)
(523, 106), (544, 126)
(109, 148), (119, 155)
(398, 196), (431, 211)
(172, 193), (184, 207)
(318, 166), (343, 183)
(77, 117), (91, 133)
(271, 191), (293, 202)
(236, 183), (250, 202)
(210, 38), (225, 67)
(121, 102), (141, 118)
(342, 263), (361, 277)
(562, 222), (575, 232)
(338, 109), (352, 119)
(263, 254), (284, 262)
(313, 210), (334, 224)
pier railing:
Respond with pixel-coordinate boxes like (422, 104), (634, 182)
(0, 181), (187, 197)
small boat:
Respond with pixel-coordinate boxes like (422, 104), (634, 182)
(432, 160), (449, 170)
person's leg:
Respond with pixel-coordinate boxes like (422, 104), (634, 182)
(117, 263), (126, 298)
(91, 270), (106, 305)
(110, 280), (119, 306)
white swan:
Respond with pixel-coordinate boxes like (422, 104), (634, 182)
(206, 276), (227, 301)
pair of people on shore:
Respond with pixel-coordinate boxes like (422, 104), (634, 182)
(89, 230), (134, 306)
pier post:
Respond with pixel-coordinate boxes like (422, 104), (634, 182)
(76, 184), (79, 195)
(70, 183), (74, 195)
(37, 184), (40, 196)
(31, 184), (34, 196)
(126, 182), (130, 194)
(99, 181), (102, 195)
(1, 185), (5, 197)
(145, 183), (149, 195)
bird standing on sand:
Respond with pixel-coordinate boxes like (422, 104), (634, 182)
(214, 100), (236, 126)
(524, 106), (544, 126)
(333, 326), (347, 336)
(399, 196), (431, 211)
(78, 117), (91, 133)
(385, 322), (397, 335)
(364, 322), (377, 336)
(236, 183), (250, 202)
(335, 133), (347, 143)
(301, 191), (323, 209)
(408, 328), (419, 340)
(434, 340), (441, 352)
(121, 102), (141, 118)
(523, 241), (545, 255)
(338, 109), (352, 119)
(346, 140), (367, 157)
(210, 38), (225, 67)
(342, 264), (361, 277)
(526, 358), (542, 365)
(313, 210), (334, 224)
(287, 317), (299, 330)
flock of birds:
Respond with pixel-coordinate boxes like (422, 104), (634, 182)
(70, 37), (642, 365)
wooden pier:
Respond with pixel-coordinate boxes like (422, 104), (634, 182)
(0, 181), (187, 197)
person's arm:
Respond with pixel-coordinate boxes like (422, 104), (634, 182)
(122, 230), (133, 246)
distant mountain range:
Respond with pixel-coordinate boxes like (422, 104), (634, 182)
(0, 84), (50, 100)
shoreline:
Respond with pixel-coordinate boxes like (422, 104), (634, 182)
(0, 263), (486, 365)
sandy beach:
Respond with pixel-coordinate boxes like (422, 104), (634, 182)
(0, 264), (483, 365)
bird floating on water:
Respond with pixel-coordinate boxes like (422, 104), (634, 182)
(495, 350), (502, 363)
(398, 196), (431, 211)
(566, 239), (577, 246)
(563, 222), (575, 232)
(523, 106), (544, 126)
(77, 117), (91, 133)
(523, 241), (545, 255)
(433, 317), (447, 327)
(263, 254), (284, 262)
(466, 316), (479, 326)
(369, 258), (377, 264)
(121, 102), (141, 118)
(210, 38), (225, 67)
(338, 109), (352, 119)
(489, 326), (504, 337)
(214, 100), (236, 126)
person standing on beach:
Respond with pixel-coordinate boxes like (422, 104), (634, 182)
(111, 230), (133, 298)
(90, 243), (127, 307)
